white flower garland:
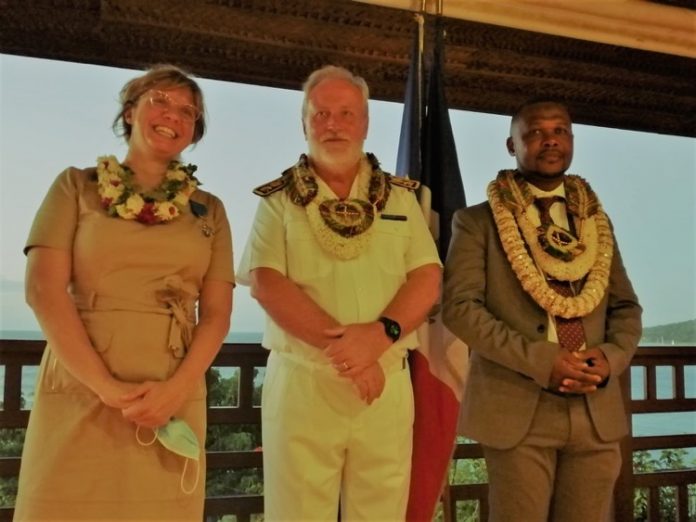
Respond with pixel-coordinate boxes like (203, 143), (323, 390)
(306, 185), (375, 260)
(488, 170), (614, 318)
(96, 155), (199, 225)
(287, 154), (390, 260)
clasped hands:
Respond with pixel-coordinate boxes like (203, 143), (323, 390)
(97, 378), (188, 429)
(323, 321), (393, 405)
(549, 347), (610, 394)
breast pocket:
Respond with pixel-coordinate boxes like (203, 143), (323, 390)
(286, 220), (330, 284)
(373, 219), (411, 278)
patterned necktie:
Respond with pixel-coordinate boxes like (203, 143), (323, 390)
(534, 195), (564, 227)
(534, 197), (586, 351)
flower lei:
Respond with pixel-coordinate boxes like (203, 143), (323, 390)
(488, 170), (614, 318)
(285, 153), (391, 260)
(96, 155), (199, 225)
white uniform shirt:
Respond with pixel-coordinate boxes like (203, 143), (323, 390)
(237, 164), (441, 366)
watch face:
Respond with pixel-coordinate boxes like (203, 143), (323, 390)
(380, 317), (401, 342)
(387, 323), (400, 338)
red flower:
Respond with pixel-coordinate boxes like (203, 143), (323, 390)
(110, 180), (121, 187)
(137, 203), (157, 224)
(100, 198), (112, 208)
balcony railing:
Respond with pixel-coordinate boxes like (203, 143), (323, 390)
(0, 340), (694, 521)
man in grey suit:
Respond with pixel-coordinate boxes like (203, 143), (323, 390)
(443, 99), (642, 521)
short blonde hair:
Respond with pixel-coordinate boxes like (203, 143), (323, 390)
(301, 65), (370, 119)
(112, 64), (206, 143)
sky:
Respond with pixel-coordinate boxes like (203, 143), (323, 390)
(1, 54), (695, 339)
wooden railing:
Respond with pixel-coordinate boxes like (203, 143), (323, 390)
(0, 340), (694, 521)
(441, 346), (696, 522)
(618, 347), (696, 522)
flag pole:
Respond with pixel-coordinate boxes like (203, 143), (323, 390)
(395, 5), (425, 181)
(405, 1), (470, 519)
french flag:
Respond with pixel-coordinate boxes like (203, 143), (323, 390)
(396, 13), (469, 522)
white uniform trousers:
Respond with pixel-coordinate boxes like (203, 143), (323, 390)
(261, 350), (414, 522)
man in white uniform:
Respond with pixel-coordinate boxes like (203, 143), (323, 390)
(237, 65), (441, 521)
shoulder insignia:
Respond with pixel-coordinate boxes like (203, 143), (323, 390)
(387, 175), (420, 191)
(252, 175), (289, 197)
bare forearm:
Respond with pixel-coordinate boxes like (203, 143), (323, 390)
(250, 268), (339, 349)
(382, 263), (441, 335)
(27, 288), (114, 394)
(170, 281), (233, 392)
(26, 247), (130, 403)
(169, 315), (230, 392)
(323, 263), (441, 373)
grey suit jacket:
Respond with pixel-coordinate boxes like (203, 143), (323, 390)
(442, 201), (642, 449)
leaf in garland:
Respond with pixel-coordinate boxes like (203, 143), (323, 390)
(190, 200), (208, 218)
(286, 155), (318, 207)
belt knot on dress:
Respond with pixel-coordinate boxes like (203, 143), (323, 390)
(155, 275), (198, 356)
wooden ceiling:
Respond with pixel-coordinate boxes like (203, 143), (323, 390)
(1, 0), (695, 137)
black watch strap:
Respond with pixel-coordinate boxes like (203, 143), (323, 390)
(378, 316), (402, 343)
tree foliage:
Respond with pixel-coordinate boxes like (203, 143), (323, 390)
(1, 373), (693, 521)
(633, 449), (696, 522)
(205, 367), (263, 499)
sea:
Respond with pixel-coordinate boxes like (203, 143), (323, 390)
(2, 331), (695, 463)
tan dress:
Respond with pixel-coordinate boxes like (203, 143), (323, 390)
(14, 167), (234, 521)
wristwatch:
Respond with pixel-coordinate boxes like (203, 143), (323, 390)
(378, 316), (402, 343)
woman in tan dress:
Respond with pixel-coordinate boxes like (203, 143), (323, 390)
(14, 65), (234, 521)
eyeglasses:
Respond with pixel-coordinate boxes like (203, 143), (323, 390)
(146, 90), (201, 123)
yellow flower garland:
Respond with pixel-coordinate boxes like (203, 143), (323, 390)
(488, 170), (614, 318)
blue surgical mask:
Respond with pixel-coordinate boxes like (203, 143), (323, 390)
(136, 418), (200, 494)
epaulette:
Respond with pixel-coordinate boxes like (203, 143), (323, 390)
(387, 175), (420, 191)
(252, 174), (289, 197)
